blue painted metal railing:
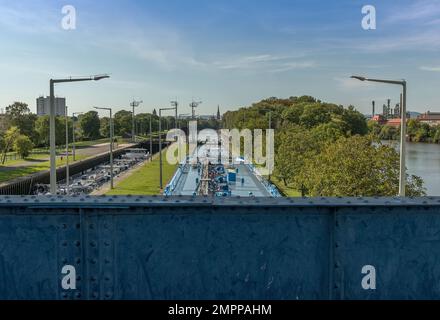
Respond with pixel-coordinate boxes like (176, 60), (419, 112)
(246, 164), (282, 197)
(1, 196), (440, 300)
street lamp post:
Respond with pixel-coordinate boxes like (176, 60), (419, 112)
(149, 114), (153, 161)
(351, 75), (407, 197)
(72, 112), (83, 161)
(65, 106), (69, 195)
(268, 111), (272, 182)
(159, 106), (177, 190)
(171, 100), (178, 129)
(49, 74), (109, 194)
(130, 100), (143, 143)
(94, 107), (114, 189)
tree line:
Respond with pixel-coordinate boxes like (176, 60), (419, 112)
(368, 119), (440, 143)
(223, 96), (426, 197)
(0, 101), (221, 162)
(0, 102), (170, 161)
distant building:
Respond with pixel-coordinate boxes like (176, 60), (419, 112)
(36, 96), (66, 116)
(217, 105), (221, 120)
(385, 118), (402, 128)
(371, 115), (387, 125)
(418, 112), (440, 126)
(198, 115), (216, 121)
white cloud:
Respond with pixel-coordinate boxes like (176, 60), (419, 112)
(330, 29), (440, 54)
(270, 61), (316, 73)
(214, 54), (284, 70)
(334, 77), (376, 90)
(212, 54), (314, 73)
(0, 3), (60, 35)
(387, 0), (440, 24)
(420, 66), (440, 72)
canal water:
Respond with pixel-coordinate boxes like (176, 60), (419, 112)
(383, 141), (440, 196)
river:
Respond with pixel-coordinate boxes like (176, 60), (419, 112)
(383, 141), (440, 196)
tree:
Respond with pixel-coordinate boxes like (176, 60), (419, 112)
(114, 110), (132, 136)
(342, 106), (368, 135)
(299, 103), (342, 128)
(5, 102), (37, 142)
(379, 125), (399, 140)
(310, 122), (345, 142)
(274, 127), (322, 191)
(299, 135), (426, 197)
(100, 117), (111, 138)
(367, 120), (381, 136)
(414, 123), (431, 142)
(1, 126), (20, 164)
(14, 135), (34, 158)
(79, 111), (101, 140)
(35, 116), (66, 147)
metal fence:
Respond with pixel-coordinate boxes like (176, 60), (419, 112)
(0, 196), (440, 300)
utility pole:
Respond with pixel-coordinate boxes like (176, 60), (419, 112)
(149, 114), (153, 161)
(65, 106), (69, 195)
(159, 106), (177, 190)
(189, 100), (202, 120)
(171, 100), (178, 129)
(49, 74), (110, 194)
(72, 112), (83, 161)
(95, 107), (114, 189)
(351, 75), (408, 196)
(130, 99), (143, 143)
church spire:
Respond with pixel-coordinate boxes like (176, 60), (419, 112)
(217, 105), (221, 120)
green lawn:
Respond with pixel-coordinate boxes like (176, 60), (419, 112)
(0, 154), (87, 184)
(32, 136), (126, 153)
(106, 150), (178, 196)
(1, 153), (49, 166)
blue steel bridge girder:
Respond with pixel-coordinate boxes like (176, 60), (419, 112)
(0, 196), (440, 300)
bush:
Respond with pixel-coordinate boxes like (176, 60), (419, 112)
(14, 135), (34, 158)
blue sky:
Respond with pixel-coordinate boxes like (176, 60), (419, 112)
(0, 0), (439, 116)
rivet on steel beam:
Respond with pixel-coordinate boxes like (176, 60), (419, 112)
(90, 241), (97, 247)
(75, 292), (81, 299)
